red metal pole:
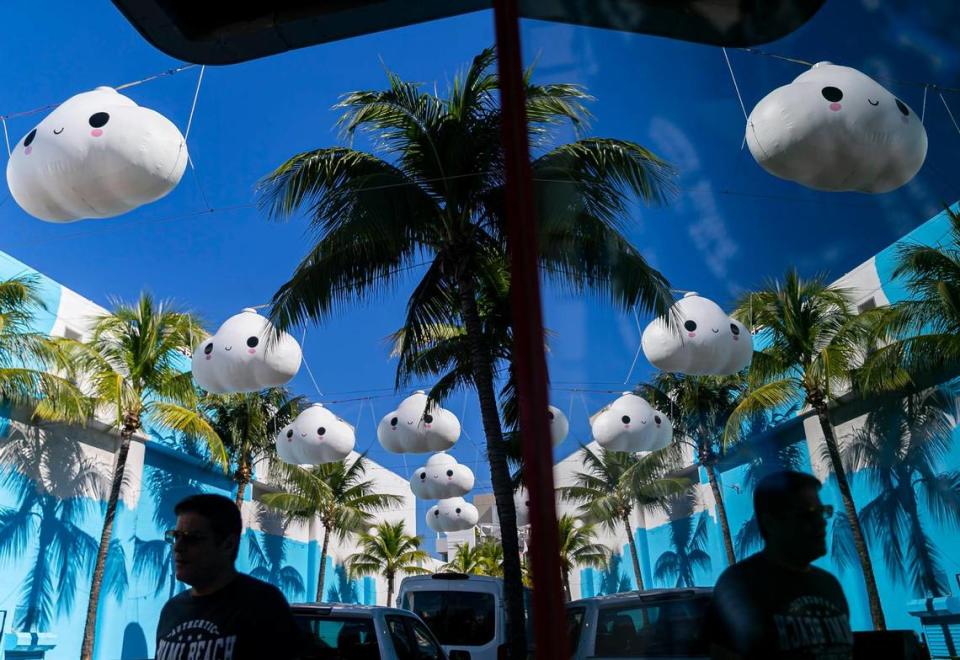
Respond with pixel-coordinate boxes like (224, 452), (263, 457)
(492, 2), (569, 658)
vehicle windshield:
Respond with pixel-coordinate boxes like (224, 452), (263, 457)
(402, 590), (497, 646)
(594, 596), (712, 657)
(294, 614), (381, 660)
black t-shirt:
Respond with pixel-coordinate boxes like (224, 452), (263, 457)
(156, 573), (301, 660)
(708, 553), (854, 660)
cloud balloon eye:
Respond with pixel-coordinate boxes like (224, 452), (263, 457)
(821, 86), (843, 102)
(286, 429), (293, 439)
(547, 410), (554, 420)
(621, 415), (630, 424)
(730, 323), (740, 336)
(420, 472), (427, 480)
(23, 129), (37, 147)
(423, 414), (434, 424)
(203, 343), (214, 355)
(88, 112), (110, 128)
(391, 417), (399, 426)
(446, 469), (454, 477)
(317, 427), (326, 436)
(896, 99), (910, 117)
(246, 336), (259, 348)
(654, 415), (662, 424)
(455, 508), (461, 514)
(684, 320), (697, 332)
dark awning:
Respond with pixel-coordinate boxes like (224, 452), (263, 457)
(110, 0), (826, 65)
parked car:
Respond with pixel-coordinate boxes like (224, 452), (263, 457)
(397, 573), (532, 660)
(292, 602), (449, 660)
(566, 588), (713, 659)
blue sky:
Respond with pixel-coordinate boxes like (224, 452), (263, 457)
(2, 1), (959, 542)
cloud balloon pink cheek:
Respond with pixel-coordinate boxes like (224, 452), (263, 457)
(247, 348), (256, 354)
(23, 147), (32, 155)
(829, 103), (842, 111)
(90, 129), (103, 137)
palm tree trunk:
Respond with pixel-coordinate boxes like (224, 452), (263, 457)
(80, 424), (134, 660)
(561, 566), (572, 602)
(457, 279), (528, 658)
(387, 572), (395, 609)
(812, 399), (886, 630)
(704, 462), (736, 565)
(622, 514), (645, 591)
(316, 525), (331, 602)
(234, 459), (251, 510)
(904, 486), (943, 596)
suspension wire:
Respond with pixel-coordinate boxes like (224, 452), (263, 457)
(1, 117), (10, 158)
(940, 92), (960, 137)
(921, 85), (929, 124)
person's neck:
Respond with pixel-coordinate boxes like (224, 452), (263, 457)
(761, 546), (812, 572)
(190, 567), (238, 597)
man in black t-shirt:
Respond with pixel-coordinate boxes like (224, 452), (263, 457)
(708, 470), (854, 660)
(155, 494), (302, 660)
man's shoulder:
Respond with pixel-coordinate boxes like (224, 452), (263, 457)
(715, 553), (767, 587)
(161, 588), (193, 612)
(234, 573), (291, 603)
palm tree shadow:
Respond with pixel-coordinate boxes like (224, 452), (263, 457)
(246, 504), (305, 602)
(733, 441), (805, 558)
(595, 552), (633, 595)
(325, 565), (361, 604)
(653, 493), (711, 588)
(0, 425), (126, 631)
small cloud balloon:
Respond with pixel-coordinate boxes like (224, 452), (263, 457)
(746, 62), (927, 193)
(410, 452), (475, 500)
(591, 392), (673, 453)
(515, 488), (531, 527)
(641, 292), (752, 376)
(192, 308), (302, 393)
(548, 405), (569, 446)
(276, 403), (355, 466)
(7, 87), (188, 222)
(426, 497), (479, 533)
(377, 391), (461, 453)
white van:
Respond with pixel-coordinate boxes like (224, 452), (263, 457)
(397, 573), (531, 660)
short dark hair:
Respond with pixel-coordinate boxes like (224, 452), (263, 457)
(754, 470), (822, 540)
(174, 494), (242, 559)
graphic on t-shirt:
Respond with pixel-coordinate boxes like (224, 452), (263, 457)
(156, 619), (238, 660)
(772, 595), (854, 659)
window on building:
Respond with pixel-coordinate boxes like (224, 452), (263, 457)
(857, 297), (877, 313)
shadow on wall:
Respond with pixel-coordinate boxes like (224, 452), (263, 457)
(653, 493), (711, 589)
(121, 621), (148, 660)
(326, 565), (361, 604)
(245, 506), (306, 603)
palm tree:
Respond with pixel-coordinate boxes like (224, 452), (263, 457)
(843, 388), (960, 597)
(347, 520), (430, 607)
(66, 294), (221, 660)
(0, 274), (88, 423)
(154, 388), (304, 508)
(477, 539), (505, 577)
(245, 529), (306, 602)
(559, 446), (688, 591)
(642, 374), (745, 566)
(262, 454), (403, 602)
(443, 542), (486, 575)
(725, 269), (887, 629)
(258, 47), (676, 655)
(556, 515), (608, 601)
(653, 497), (711, 588)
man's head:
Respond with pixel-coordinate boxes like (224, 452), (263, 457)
(754, 470), (832, 566)
(170, 494), (241, 587)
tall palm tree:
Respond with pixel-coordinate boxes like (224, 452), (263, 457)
(0, 274), (88, 423)
(245, 529), (306, 602)
(258, 47), (676, 655)
(653, 498), (711, 588)
(262, 454), (403, 602)
(556, 514), (608, 601)
(477, 539), (505, 577)
(66, 294), (221, 660)
(154, 388), (304, 508)
(642, 373), (745, 566)
(725, 270), (887, 629)
(347, 520), (430, 607)
(559, 446), (688, 591)
(844, 388), (960, 597)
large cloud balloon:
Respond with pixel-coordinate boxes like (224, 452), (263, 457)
(276, 404), (355, 466)
(746, 62), (927, 193)
(410, 453), (475, 500)
(548, 405), (569, 446)
(192, 308), (302, 393)
(591, 393), (673, 453)
(642, 293), (752, 376)
(377, 391), (461, 453)
(426, 497), (479, 533)
(7, 87), (188, 222)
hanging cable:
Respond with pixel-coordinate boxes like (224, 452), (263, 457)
(1, 117), (10, 158)
(940, 92), (960, 137)
(183, 65), (205, 143)
(721, 48), (751, 151)
(921, 85), (929, 124)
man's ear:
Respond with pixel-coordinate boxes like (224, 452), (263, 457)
(221, 532), (240, 557)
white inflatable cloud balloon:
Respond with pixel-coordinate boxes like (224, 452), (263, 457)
(192, 308), (303, 394)
(426, 497), (479, 533)
(746, 62), (927, 193)
(7, 87), (188, 222)
(410, 452), (475, 500)
(515, 489), (531, 527)
(591, 393), (673, 453)
(276, 404), (355, 466)
(548, 405), (569, 447)
(642, 292), (752, 376)
(377, 391), (461, 454)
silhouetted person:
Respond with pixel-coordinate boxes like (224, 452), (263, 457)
(155, 494), (301, 659)
(709, 470), (853, 660)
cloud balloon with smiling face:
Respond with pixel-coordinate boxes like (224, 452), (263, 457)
(192, 308), (302, 394)
(426, 497), (479, 533)
(276, 404), (355, 466)
(591, 393), (673, 453)
(746, 62), (927, 193)
(641, 293), (752, 376)
(410, 453), (475, 500)
(377, 391), (461, 453)
(6, 87), (188, 222)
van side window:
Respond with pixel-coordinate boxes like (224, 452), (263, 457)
(595, 598), (711, 657)
(566, 607), (586, 656)
(387, 616), (416, 660)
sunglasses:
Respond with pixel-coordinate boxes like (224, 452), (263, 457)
(164, 529), (210, 546)
(793, 504), (834, 521)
